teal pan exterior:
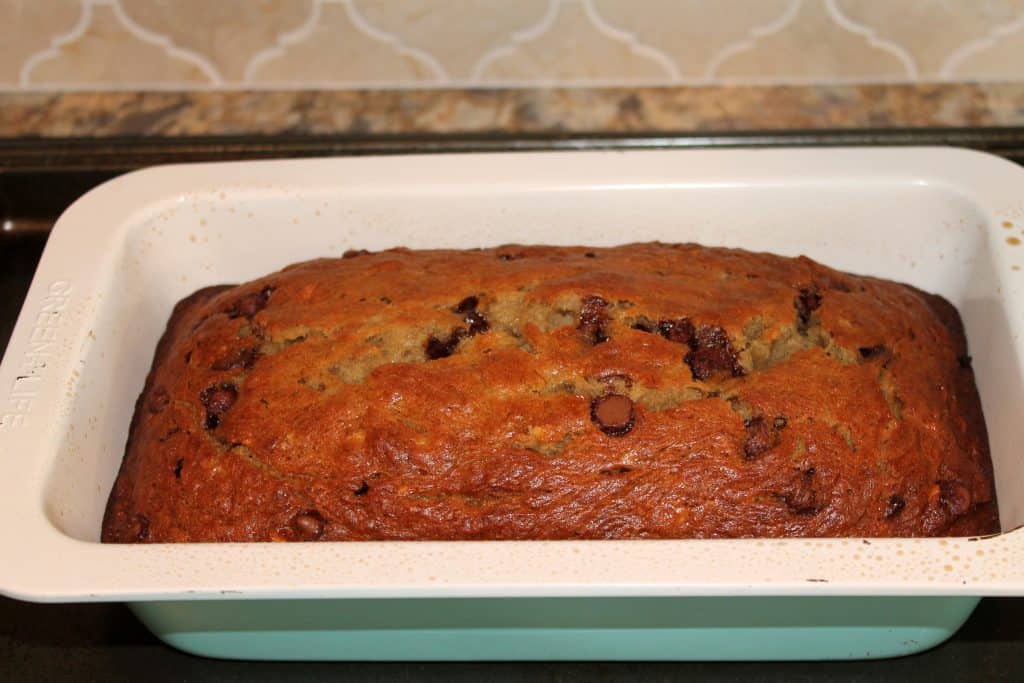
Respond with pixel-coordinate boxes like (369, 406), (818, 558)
(130, 595), (981, 661)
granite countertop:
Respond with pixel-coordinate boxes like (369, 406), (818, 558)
(2, 83), (1024, 139)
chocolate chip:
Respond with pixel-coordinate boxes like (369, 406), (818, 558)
(584, 252), (597, 258)
(148, 387), (170, 414)
(859, 345), (888, 360)
(938, 480), (972, 518)
(227, 286), (274, 320)
(599, 465), (633, 475)
(785, 489), (818, 515)
(173, 458), (184, 479)
(464, 310), (489, 336)
(684, 325), (745, 381)
(425, 328), (468, 360)
(590, 393), (635, 436)
(497, 251), (525, 261)
(200, 383), (238, 429)
(631, 317), (656, 333)
(342, 249), (371, 258)
(743, 416), (779, 459)
(454, 296), (479, 314)
(579, 295), (610, 345)
(425, 336), (453, 359)
(885, 494), (906, 519)
(958, 355), (973, 369)
(774, 466), (821, 515)
(200, 383), (237, 414)
(379, 296), (392, 304)
(290, 510), (326, 541)
(658, 318), (696, 345)
(795, 286), (822, 332)
(354, 481), (370, 496)
(211, 346), (259, 371)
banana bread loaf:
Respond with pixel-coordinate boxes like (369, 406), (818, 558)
(101, 242), (998, 542)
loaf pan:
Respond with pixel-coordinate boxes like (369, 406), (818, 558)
(2, 148), (1023, 660)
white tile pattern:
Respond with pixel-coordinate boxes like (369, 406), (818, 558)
(2, 0), (1024, 90)
(245, 1), (444, 86)
(710, 0), (916, 83)
(473, 1), (678, 84)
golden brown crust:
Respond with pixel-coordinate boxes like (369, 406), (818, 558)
(101, 243), (998, 542)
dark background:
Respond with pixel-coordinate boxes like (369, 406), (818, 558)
(3, 133), (1024, 681)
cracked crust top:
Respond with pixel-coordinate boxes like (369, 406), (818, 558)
(101, 242), (998, 542)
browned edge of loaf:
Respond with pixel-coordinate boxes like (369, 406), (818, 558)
(100, 285), (235, 542)
(910, 286), (998, 536)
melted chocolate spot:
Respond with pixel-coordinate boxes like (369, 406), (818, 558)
(290, 511), (326, 541)
(795, 286), (822, 333)
(773, 416), (788, 429)
(173, 458), (184, 479)
(448, 296), (489, 336)
(579, 295), (610, 345)
(885, 494), (906, 519)
(211, 346), (259, 372)
(785, 490), (817, 515)
(584, 252), (596, 258)
(958, 355), (973, 369)
(630, 318), (656, 333)
(658, 318), (696, 345)
(784, 470), (819, 515)
(464, 310), (489, 336)
(200, 383), (238, 429)
(743, 416), (779, 460)
(454, 296), (479, 314)
(354, 481), (370, 496)
(342, 249), (370, 259)
(227, 286), (274, 320)
(859, 345), (889, 360)
(685, 325), (745, 381)
(425, 328), (468, 360)
(200, 383), (237, 414)
(590, 393), (635, 436)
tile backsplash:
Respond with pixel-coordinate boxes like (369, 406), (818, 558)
(4, 0), (1024, 91)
